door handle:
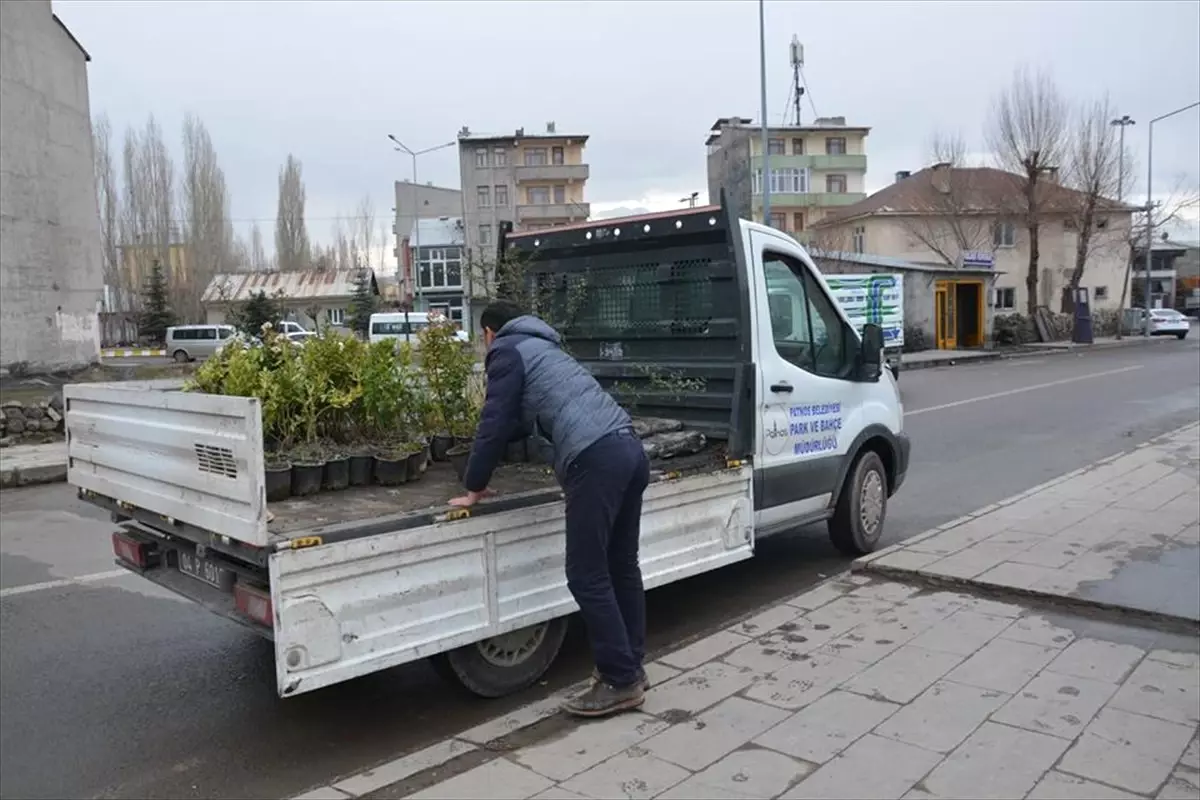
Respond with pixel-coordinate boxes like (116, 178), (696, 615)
(770, 382), (794, 394)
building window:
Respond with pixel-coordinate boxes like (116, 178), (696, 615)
(474, 148), (488, 168)
(792, 212), (805, 231)
(527, 186), (550, 205)
(767, 138), (786, 155)
(552, 146), (565, 165)
(495, 185), (509, 207)
(477, 186), (490, 207)
(524, 148), (548, 166)
(417, 246), (464, 290)
(852, 226), (866, 254)
(826, 174), (847, 193)
(753, 167), (810, 194)
(825, 137), (847, 155)
(993, 288), (1016, 309)
(791, 138), (805, 155)
(479, 224), (492, 246)
(553, 185), (565, 204)
(328, 307), (345, 326)
(993, 221), (1017, 248)
(493, 147), (507, 167)
(429, 298), (465, 326)
(1094, 286), (1109, 300)
(769, 212), (787, 230)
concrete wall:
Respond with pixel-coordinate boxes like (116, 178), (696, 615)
(393, 182), (462, 280)
(1, 1), (103, 374)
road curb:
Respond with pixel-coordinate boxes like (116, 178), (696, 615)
(0, 462), (68, 490)
(899, 335), (1176, 372)
(101, 348), (166, 358)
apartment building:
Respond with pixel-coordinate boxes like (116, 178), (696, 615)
(392, 180), (461, 288)
(408, 216), (467, 327)
(456, 124), (591, 307)
(705, 116), (870, 240)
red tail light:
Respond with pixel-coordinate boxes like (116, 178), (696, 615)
(235, 583), (274, 628)
(112, 530), (158, 568)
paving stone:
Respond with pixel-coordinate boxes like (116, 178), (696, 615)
(514, 712), (668, 782)
(948, 594), (1025, 619)
(657, 747), (814, 800)
(869, 549), (943, 572)
(642, 661), (762, 717)
(779, 733), (943, 799)
(641, 696), (790, 771)
(742, 652), (866, 711)
(659, 631), (751, 671)
(410, 757), (553, 800)
(460, 695), (573, 745)
(1150, 649), (1200, 670)
(920, 721), (1070, 799)
(726, 604), (802, 638)
(847, 580), (924, 603)
(528, 788), (591, 800)
(991, 670), (1117, 740)
(1008, 534), (1091, 569)
(1058, 707), (1196, 795)
(557, 747), (690, 800)
(801, 595), (897, 636)
(1026, 770), (1141, 799)
(999, 614), (1077, 650)
(874, 680), (1010, 753)
(841, 645), (964, 704)
(753, 689), (899, 764)
(1108, 657), (1200, 726)
(333, 738), (477, 795)
(944, 636), (1058, 694)
(1181, 734), (1200, 770)
(976, 561), (1067, 591)
(645, 661), (681, 688)
(1048, 639), (1146, 684)
(786, 581), (852, 610)
(722, 620), (839, 673)
(1156, 767), (1200, 800)
(907, 610), (1013, 656)
(814, 619), (919, 665)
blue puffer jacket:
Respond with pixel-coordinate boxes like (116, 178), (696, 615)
(462, 315), (631, 492)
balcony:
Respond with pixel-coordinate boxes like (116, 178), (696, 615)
(751, 192), (867, 208)
(517, 202), (591, 222)
(514, 163), (590, 183)
(752, 154), (868, 172)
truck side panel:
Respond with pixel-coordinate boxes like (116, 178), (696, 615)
(65, 382), (270, 548)
(270, 466), (754, 697)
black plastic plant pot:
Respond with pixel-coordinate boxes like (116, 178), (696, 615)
(447, 444), (472, 484)
(348, 454), (373, 487)
(430, 434), (454, 462)
(322, 456), (351, 491)
(504, 439), (527, 464)
(264, 463), (292, 502)
(405, 449), (425, 482)
(291, 461), (324, 497)
(374, 454), (409, 486)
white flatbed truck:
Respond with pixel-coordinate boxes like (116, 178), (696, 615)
(64, 199), (910, 699)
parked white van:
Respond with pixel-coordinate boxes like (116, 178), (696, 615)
(165, 324), (236, 362)
(368, 312), (468, 347)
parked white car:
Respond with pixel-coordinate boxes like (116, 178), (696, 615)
(1123, 308), (1190, 339)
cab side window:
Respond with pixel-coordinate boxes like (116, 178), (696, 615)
(763, 252), (854, 379)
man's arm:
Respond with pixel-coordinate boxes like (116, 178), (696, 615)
(462, 346), (525, 493)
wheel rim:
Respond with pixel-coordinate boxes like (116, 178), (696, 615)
(859, 469), (885, 536)
(476, 623), (548, 667)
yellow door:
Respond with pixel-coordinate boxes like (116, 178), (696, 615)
(936, 283), (957, 349)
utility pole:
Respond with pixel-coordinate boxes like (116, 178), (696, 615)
(1110, 114), (1135, 339)
(1143, 101), (1200, 333)
(679, 192), (699, 208)
(387, 134), (455, 311)
(758, 0), (771, 227)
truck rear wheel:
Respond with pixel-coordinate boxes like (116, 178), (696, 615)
(430, 617), (568, 698)
(828, 450), (888, 557)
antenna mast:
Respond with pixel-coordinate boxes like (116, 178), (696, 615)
(789, 36), (805, 126)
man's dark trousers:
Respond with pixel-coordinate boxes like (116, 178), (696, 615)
(563, 429), (651, 689)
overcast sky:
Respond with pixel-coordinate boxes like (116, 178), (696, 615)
(57, 0), (1200, 255)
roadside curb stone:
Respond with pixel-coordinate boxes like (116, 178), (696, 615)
(0, 443), (68, 490)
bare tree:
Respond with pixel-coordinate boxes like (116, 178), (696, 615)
(1063, 96), (1124, 295)
(894, 137), (995, 266)
(275, 154), (310, 271)
(249, 223), (269, 271)
(354, 194), (376, 270)
(179, 114), (234, 321)
(120, 115), (178, 315)
(92, 114), (125, 308)
(986, 66), (1069, 315)
(929, 130), (970, 166)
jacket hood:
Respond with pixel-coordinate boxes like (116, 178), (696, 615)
(496, 315), (562, 345)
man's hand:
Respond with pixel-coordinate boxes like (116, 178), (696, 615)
(448, 489), (493, 508)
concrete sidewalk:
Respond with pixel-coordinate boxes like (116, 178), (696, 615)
(292, 426), (1200, 800)
(0, 442), (67, 489)
(900, 334), (1176, 372)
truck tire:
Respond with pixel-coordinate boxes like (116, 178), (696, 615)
(430, 618), (568, 698)
(828, 449), (888, 557)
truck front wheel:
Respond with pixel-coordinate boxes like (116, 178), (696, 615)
(430, 617), (568, 698)
(828, 450), (888, 557)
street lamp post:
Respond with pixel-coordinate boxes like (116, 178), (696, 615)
(1142, 102), (1200, 335)
(679, 192), (699, 208)
(758, 0), (771, 227)
(387, 134), (456, 311)
(1110, 115), (1135, 339)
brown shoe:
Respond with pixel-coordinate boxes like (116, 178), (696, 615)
(563, 681), (645, 718)
(591, 667), (651, 691)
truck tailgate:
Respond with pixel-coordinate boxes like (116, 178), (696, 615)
(269, 465), (754, 697)
(65, 382), (270, 547)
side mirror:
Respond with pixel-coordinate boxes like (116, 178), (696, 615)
(859, 323), (884, 382)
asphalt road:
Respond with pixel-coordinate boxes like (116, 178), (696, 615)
(2, 338), (1198, 800)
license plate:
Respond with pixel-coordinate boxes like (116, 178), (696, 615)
(177, 550), (230, 589)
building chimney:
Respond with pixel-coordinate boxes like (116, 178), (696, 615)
(931, 162), (952, 194)
(546, 121), (556, 134)
(1043, 166), (1060, 184)
(895, 170), (911, 183)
